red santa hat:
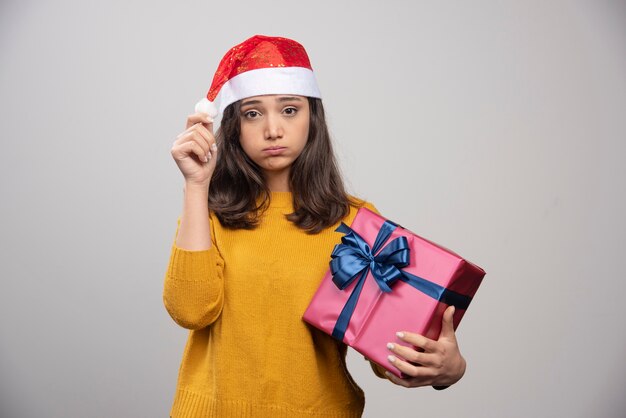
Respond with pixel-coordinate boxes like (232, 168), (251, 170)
(195, 34), (322, 117)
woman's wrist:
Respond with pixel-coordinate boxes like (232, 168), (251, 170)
(184, 180), (210, 194)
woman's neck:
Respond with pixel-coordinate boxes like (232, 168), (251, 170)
(264, 168), (291, 192)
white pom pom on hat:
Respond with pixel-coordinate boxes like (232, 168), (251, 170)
(194, 98), (218, 118)
(194, 34), (322, 117)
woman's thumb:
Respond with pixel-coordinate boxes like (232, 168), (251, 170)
(440, 305), (456, 338)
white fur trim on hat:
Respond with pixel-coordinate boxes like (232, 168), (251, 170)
(195, 66), (321, 116)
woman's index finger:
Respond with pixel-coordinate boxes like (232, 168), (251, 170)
(186, 112), (214, 132)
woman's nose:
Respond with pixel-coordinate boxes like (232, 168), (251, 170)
(264, 113), (283, 139)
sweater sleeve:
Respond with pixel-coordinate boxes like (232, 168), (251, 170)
(162, 215), (225, 330)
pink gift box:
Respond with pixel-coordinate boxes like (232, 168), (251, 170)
(302, 207), (485, 378)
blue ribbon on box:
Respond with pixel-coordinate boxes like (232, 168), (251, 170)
(330, 220), (472, 341)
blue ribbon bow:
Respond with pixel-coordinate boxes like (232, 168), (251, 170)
(330, 220), (472, 341)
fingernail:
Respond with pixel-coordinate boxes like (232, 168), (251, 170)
(386, 342), (394, 350)
(387, 355), (396, 363)
(203, 155), (208, 162)
(396, 332), (405, 338)
(211, 143), (217, 151)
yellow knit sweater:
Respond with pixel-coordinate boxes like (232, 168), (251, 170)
(163, 192), (385, 418)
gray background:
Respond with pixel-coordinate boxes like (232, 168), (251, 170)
(1, 0), (624, 417)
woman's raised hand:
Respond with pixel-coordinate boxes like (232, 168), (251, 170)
(171, 113), (218, 187)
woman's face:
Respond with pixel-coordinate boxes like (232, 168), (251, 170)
(238, 94), (310, 177)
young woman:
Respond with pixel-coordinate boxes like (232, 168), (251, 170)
(164, 34), (466, 418)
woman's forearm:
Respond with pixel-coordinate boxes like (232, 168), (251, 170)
(175, 182), (212, 251)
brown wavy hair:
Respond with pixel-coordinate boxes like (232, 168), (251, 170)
(207, 97), (362, 234)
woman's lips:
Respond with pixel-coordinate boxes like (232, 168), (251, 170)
(263, 146), (286, 155)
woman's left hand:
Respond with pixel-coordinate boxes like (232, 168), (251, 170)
(384, 306), (466, 388)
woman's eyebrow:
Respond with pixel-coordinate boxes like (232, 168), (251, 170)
(276, 96), (303, 102)
(241, 99), (261, 107)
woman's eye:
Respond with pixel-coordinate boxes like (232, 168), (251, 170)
(283, 107), (297, 115)
(244, 110), (259, 119)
